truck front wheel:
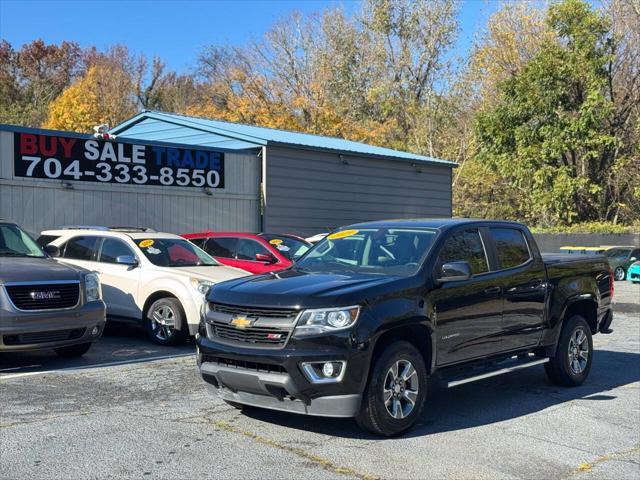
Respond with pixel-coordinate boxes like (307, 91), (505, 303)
(356, 341), (428, 437)
(545, 315), (593, 386)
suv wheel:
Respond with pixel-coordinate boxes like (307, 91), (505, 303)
(54, 342), (92, 357)
(614, 266), (626, 281)
(356, 341), (427, 437)
(145, 297), (188, 346)
(545, 315), (593, 386)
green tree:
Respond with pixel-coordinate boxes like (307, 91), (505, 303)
(475, 0), (638, 225)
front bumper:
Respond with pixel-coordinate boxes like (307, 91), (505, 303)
(0, 300), (106, 352)
(196, 331), (371, 418)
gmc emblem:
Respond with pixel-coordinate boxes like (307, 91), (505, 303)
(30, 290), (61, 300)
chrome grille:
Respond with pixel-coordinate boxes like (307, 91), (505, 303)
(5, 281), (80, 311)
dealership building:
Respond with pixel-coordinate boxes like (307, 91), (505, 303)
(0, 111), (456, 236)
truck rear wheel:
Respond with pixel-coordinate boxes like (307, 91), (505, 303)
(545, 315), (593, 386)
(356, 341), (427, 437)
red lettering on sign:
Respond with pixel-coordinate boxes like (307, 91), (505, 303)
(20, 134), (38, 155)
(58, 137), (77, 158)
(39, 136), (57, 156)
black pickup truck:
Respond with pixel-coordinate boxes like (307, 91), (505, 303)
(196, 219), (614, 436)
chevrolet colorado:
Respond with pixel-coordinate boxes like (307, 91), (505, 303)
(196, 219), (614, 436)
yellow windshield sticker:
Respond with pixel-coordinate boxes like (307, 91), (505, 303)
(139, 239), (154, 248)
(327, 229), (359, 240)
(269, 238), (283, 245)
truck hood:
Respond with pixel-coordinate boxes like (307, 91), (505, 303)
(0, 257), (86, 284)
(169, 265), (248, 283)
(206, 268), (410, 308)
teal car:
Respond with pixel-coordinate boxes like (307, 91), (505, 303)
(627, 261), (640, 284)
(604, 247), (640, 281)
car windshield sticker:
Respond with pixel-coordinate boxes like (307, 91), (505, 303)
(269, 238), (283, 245)
(146, 246), (161, 255)
(139, 239), (154, 248)
(327, 229), (359, 240)
(276, 244), (290, 252)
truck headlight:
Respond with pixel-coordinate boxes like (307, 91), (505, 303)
(293, 306), (360, 336)
(85, 273), (101, 302)
(191, 278), (215, 296)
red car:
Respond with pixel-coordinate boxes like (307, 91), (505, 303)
(182, 232), (312, 274)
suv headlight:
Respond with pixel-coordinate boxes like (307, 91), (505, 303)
(191, 278), (215, 296)
(85, 273), (101, 302)
(293, 306), (360, 337)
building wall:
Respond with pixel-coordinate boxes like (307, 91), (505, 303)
(264, 146), (452, 235)
(0, 130), (261, 235)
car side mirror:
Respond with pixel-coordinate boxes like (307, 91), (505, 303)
(43, 244), (60, 257)
(255, 253), (276, 263)
(630, 257), (637, 262)
(438, 261), (472, 283)
(116, 255), (138, 267)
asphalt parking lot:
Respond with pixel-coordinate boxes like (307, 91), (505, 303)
(1, 283), (638, 480)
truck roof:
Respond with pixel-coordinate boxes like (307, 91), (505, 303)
(344, 218), (525, 231)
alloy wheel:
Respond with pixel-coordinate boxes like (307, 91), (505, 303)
(383, 359), (419, 419)
(614, 267), (625, 281)
(150, 304), (176, 341)
(568, 327), (589, 375)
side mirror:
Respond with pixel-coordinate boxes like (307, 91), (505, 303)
(630, 257), (637, 262)
(255, 253), (276, 263)
(438, 261), (472, 283)
(116, 255), (138, 267)
(43, 244), (60, 257)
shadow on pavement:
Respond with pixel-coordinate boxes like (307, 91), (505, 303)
(239, 349), (640, 440)
(0, 321), (195, 376)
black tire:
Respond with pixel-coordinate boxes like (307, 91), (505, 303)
(54, 342), (92, 357)
(545, 315), (593, 386)
(356, 341), (428, 437)
(145, 297), (188, 346)
(614, 266), (626, 281)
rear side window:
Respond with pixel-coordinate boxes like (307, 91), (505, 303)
(99, 238), (135, 263)
(204, 237), (237, 258)
(62, 236), (100, 261)
(188, 238), (207, 248)
(36, 234), (60, 247)
(491, 228), (531, 269)
(437, 229), (489, 275)
(236, 238), (271, 261)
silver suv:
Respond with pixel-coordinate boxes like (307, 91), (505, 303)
(0, 221), (106, 356)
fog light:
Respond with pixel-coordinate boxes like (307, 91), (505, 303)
(91, 326), (100, 336)
(301, 361), (346, 383)
(322, 362), (335, 377)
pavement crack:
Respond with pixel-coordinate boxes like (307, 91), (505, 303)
(205, 417), (378, 480)
(563, 444), (640, 478)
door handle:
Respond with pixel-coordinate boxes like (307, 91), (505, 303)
(529, 279), (543, 287)
(484, 286), (501, 295)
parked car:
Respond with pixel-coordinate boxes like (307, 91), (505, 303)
(603, 246), (640, 281)
(182, 232), (311, 274)
(1, 220), (106, 356)
(196, 219), (614, 436)
(38, 227), (246, 345)
(626, 261), (640, 284)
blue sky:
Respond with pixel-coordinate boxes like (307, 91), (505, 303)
(0, 0), (498, 73)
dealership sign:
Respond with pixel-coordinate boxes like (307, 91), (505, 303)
(13, 132), (225, 188)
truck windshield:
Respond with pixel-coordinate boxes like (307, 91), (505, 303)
(0, 224), (45, 258)
(136, 238), (220, 267)
(295, 227), (438, 275)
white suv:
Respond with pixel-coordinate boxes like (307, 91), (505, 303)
(38, 227), (247, 345)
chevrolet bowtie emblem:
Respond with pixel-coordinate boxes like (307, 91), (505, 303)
(230, 316), (252, 329)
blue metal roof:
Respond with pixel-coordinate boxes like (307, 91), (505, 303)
(111, 111), (457, 167)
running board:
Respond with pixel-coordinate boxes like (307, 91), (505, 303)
(446, 357), (549, 388)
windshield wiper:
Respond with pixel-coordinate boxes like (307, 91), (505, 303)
(0, 252), (41, 257)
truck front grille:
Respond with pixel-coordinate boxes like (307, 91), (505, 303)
(208, 321), (291, 347)
(203, 355), (287, 374)
(209, 302), (299, 319)
(3, 328), (85, 346)
(4, 281), (80, 311)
